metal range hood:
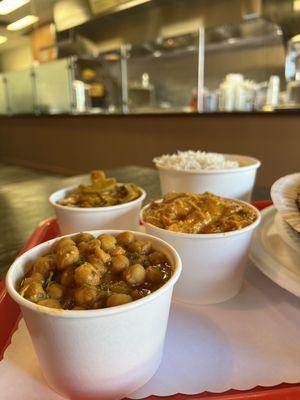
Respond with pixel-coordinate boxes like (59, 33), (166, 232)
(234, 0), (300, 44)
(52, 0), (300, 56)
(89, 0), (152, 16)
(262, 0), (300, 42)
(54, 0), (152, 32)
(241, 0), (300, 41)
(54, 0), (92, 32)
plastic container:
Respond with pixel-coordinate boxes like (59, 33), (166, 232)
(49, 186), (146, 234)
(141, 200), (261, 305)
(6, 230), (182, 400)
(156, 154), (261, 201)
(266, 75), (280, 107)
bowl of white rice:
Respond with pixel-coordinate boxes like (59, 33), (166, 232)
(153, 151), (261, 201)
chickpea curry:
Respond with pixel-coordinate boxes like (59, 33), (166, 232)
(18, 232), (173, 310)
(143, 192), (258, 234)
(57, 170), (141, 208)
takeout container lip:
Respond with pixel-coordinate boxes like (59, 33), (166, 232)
(6, 229), (182, 319)
(154, 154), (261, 175)
(49, 185), (146, 212)
(140, 198), (261, 239)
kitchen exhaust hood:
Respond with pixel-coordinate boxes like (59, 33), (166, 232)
(88, 0), (152, 16)
(241, 0), (300, 43)
(53, 0), (300, 45)
(54, 0), (92, 32)
(54, 0), (153, 32)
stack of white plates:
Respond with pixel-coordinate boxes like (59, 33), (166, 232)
(250, 173), (300, 296)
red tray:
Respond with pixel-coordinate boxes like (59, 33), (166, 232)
(1, 201), (300, 400)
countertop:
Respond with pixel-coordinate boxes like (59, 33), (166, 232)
(0, 164), (270, 277)
(1, 110), (300, 119)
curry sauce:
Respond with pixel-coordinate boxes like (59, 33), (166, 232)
(143, 192), (258, 234)
(57, 170), (141, 208)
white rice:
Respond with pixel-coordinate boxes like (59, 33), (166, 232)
(153, 150), (239, 171)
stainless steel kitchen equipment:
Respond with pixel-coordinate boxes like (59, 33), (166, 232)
(125, 32), (199, 113)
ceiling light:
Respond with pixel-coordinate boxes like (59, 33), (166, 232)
(0, 35), (7, 45)
(7, 15), (39, 31)
(0, 0), (30, 15)
(294, 0), (300, 11)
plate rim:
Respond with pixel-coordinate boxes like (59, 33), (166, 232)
(270, 172), (300, 233)
(250, 205), (300, 297)
(274, 212), (300, 253)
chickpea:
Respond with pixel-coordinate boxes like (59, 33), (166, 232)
(98, 234), (116, 252)
(74, 263), (100, 286)
(146, 266), (164, 284)
(94, 247), (111, 264)
(32, 255), (56, 278)
(53, 237), (75, 253)
(74, 286), (97, 308)
(107, 294), (132, 307)
(78, 241), (88, 253)
(72, 232), (94, 244)
(87, 255), (107, 278)
(23, 282), (46, 303)
(60, 267), (75, 287)
(128, 240), (152, 255)
(91, 300), (102, 309)
(109, 246), (126, 256)
(116, 231), (135, 246)
(85, 239), (101, 253)
(57, 245), (80, 270)
(29, 272), (44, 283)
(111, 255), (129, 273)
(37, 299), (61, 309)
(123, 264), (146, 286)
(149, 251), (167, 265)
(47, 283), (65, 300)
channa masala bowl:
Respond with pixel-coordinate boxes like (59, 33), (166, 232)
(50, 185), (146, 235)
(6, 230), (181, 400)
(141, 192), (261, 305)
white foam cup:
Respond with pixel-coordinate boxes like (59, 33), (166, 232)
(6, 230), (182, 400)
(141, 200), (261, 305)
(49, 186), (146, 235)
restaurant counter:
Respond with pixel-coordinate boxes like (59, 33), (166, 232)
(0, 112), (298, 187)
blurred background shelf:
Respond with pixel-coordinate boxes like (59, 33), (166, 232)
(1, 0), (300, 115)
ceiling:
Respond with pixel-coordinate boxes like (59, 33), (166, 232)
(0, 0), (56, 53)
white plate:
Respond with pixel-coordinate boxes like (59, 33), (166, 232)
(250, 205), (300, 297)
(274, 212), (300, 253)
(270, 172), (300, 233)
